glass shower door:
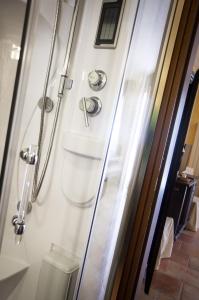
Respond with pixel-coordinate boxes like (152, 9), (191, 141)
(0, 0), (28, 172)
(77, 0), (174, 298)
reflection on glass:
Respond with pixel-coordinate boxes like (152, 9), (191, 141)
(0, 0), (26, 170)
(11, 44), (21, 60)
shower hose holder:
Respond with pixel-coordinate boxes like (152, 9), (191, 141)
(20, 147), (38, 165)
(12, 215), (25, 235)
(12, 145), (37, 237)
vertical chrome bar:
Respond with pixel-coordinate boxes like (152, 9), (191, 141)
(62, 0), (80, 76)
(12, 145), (37, 242)
(32, 0), (81, 200)
(32, 0), (62, 200)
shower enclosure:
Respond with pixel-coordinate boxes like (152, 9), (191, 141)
(0, 0), (175, 299)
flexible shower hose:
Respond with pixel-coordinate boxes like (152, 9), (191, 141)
(32, 0), (80, 201)
(32, 0), (62, 201)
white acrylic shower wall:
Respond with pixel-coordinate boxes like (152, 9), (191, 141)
(0, 0), (138, 299)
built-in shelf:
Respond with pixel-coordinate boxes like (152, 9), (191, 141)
(63, 131), (104, 160)
(0, 255), (29, 281)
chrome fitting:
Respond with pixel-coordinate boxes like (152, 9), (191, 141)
(20, 146), (37, 165)
(38, 97), (54, 113)
(17, 201), (32, 214)
(58, 74), (73, 96)
(12, 215), (26, 235)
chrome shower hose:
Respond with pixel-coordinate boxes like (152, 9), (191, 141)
(32, 0), (80, 201)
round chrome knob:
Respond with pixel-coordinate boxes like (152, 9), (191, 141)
(88, 71), (100, 86)
(85, 97), (96, 113)
(79, 97), (102, 127)
(79, 97), (102, 116)
(88, 70), (107, 91)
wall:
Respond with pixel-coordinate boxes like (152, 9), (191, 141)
(185, 87), (199, 145)
(180, 48), (199, 173)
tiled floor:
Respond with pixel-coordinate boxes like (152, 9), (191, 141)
(139, 229), (199, 300)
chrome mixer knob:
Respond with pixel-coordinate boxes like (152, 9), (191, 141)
(88, 70), (107, 91)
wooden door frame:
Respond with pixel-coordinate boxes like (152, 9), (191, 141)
(144, 68), (199, 295)
(111, 0), (199, 299)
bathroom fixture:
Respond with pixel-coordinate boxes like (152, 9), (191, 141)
(88, 70), (107, 91)
(38, 97), (54, 113)
(79, 97), (102, 127)
(32, 0), (80, 201)
(12, 145), (37, 240)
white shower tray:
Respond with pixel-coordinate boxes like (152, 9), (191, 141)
(0, 255), (29, 281)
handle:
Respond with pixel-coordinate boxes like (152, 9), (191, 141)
(82, 97), (89, 127)
(79, 97), (102, 127)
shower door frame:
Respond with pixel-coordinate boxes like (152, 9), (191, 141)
(110, 0), (199, 299)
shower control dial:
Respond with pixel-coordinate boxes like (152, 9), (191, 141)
(88, 70), (107, 91)
(84, 98), (96, 113)
(88, 71), (100, 85)
(79, 97), (102, 127)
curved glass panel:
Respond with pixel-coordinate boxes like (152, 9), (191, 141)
(0, 0), (27, 171)
(77, 0), (172, 299)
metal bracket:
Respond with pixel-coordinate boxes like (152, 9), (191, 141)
(19, 146), (38, 165)
(58, 75), (73, 97)
(38, 97), (54, 113)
